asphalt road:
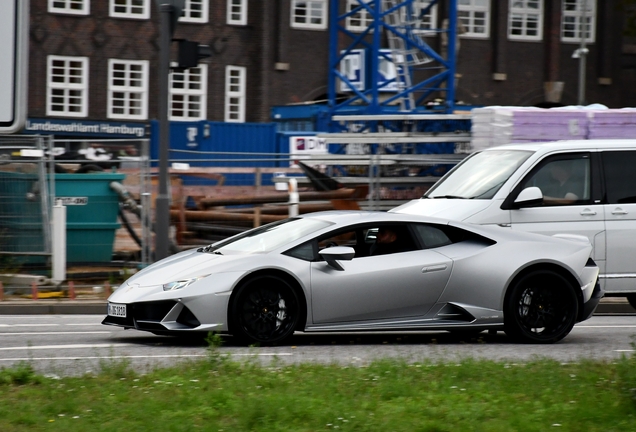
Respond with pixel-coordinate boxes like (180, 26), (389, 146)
(0, 314), (635, 376)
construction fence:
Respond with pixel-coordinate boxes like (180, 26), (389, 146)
(0, 135), (464, 295)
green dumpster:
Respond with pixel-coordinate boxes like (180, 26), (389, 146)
(0, 171), (125, 264)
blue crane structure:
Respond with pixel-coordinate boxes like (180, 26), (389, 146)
(327, 0), (458, 124)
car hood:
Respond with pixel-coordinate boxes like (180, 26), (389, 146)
(126, 249), (252, 287)
(390, 198), (492, 222)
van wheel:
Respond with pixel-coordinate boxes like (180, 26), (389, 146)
(626, 294), (636, 310)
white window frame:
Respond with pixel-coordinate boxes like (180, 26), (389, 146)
(346, 0), (373, 33)
(169, 64), (208, 121)
(49, 0), (90, 15)
(405, 0), (438, 35)
(225, 66), (246, 123)
(561, 0), (596, 43)
(291, 0), (328, 30)
(107, 59), (149, 120)
(458, 0), (490, 38)
(508, 1), (543, 41)
(180, 0), (209, 23)
(109, 0), (150, 20)
(46, 55), (89, 117)
(227, 0), (248, 25)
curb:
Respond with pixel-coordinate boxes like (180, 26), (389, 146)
(0, 299), (632, 316)
(0, 301), (106, 315)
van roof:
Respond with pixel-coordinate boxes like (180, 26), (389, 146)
(481, 139), (636, 153)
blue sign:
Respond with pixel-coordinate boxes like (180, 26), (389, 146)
(22, 118), (148, 138)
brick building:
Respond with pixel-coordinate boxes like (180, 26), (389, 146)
(22, 0), (636, 134)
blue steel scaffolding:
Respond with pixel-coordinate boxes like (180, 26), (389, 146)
(327, 0), (457, 124)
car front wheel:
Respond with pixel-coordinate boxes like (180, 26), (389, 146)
(230, 276), (301, 346)
(504, 270), (578, 344)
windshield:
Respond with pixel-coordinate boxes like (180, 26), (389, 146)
(202, 217), (332, 254)
(426, 150), (534, 199)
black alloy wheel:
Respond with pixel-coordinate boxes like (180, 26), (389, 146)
(231, 276), (301, 345)
(504, 270), (578, 344)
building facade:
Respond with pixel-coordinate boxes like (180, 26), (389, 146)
(23, 0), (636, 135)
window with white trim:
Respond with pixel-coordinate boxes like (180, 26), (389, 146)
(110, 0), (150, 19)
(346, 0), (373, 32)
(47, 56), (89, 117)
(458, 0), (490, 38)
(404, 0), (438, 34)
(49, 0), (90, 15)
(508, 1), (543, 41)
(170, 64), (207, 121)
(108, 59), (149, 120)
(180, 0), (209, 23)
(561, 0), (596, 43)
(225, 66), (246, 123)
(291, 0), (328, 30)
(227, 0), (247, 25)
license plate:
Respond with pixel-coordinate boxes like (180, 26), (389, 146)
(108, 303), (126, 318)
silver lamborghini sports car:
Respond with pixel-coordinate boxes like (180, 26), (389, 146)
(103, 211), (602, 345)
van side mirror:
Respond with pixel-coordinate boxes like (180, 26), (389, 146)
(319, 246), (355, 271)
(513, 186), (543, 209)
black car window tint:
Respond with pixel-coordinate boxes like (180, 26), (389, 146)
(284, 242), (316, 261)
(602, 151), (636, 204)
(413, 224), (452, 249)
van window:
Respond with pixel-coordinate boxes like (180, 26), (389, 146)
(426, 150), (533, 199)
(519, 154), (591, 206)
(603, 151), (636, 204)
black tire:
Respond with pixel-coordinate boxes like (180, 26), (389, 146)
(230, 276), (301, 346)
(504, 270), (579, 344)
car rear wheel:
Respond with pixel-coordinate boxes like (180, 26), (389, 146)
(504, 270), (578, 344)
(231, 276), (301, 346)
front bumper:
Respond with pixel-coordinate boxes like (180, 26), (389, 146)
(102, 300), (219, 333)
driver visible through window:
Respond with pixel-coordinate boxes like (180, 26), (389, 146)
(522, 156), (590, 205)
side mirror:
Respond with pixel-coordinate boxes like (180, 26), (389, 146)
(319, 246), (355, 271)
(513, 186), (543, 208)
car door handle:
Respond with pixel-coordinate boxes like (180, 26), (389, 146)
(422, 264), (448, 273)
(612, 208), (628, 215)
(580, 209), (597, 216)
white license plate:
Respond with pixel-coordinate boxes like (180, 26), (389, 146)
(108, 303), (126, 318)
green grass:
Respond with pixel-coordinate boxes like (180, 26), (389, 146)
(0, 343), (635, 432)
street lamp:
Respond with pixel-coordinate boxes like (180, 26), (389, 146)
(572, 0), (589, 106)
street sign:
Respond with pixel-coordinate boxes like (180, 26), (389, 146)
(0, 1), (28, 134)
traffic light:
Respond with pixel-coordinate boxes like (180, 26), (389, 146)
(176, 39), (211, 70)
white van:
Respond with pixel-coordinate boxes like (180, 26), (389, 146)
(392, 139), (636, 306)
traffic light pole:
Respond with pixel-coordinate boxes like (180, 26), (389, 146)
(155, 3), (173, 261)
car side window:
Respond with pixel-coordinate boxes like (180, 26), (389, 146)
(284, 242), (316, 261)
(602, 151), (636, 204)
(519, 154), (591, 206)
(412, 224), (452, 249)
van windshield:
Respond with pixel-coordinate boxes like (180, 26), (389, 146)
(425, 150), (533, 199)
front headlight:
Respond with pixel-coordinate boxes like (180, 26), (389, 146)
(162, 275), (209, 291)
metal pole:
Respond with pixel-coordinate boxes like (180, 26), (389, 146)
(577, 0), (588, 105)
(155, 4), (173, 261)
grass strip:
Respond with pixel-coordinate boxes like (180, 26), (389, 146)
(0, 343), (635, 432)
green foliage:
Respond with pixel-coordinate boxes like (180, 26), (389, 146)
(205, 331), (226, 367)
(0, 355), (636, 431)
(0, 362), (41, 386)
